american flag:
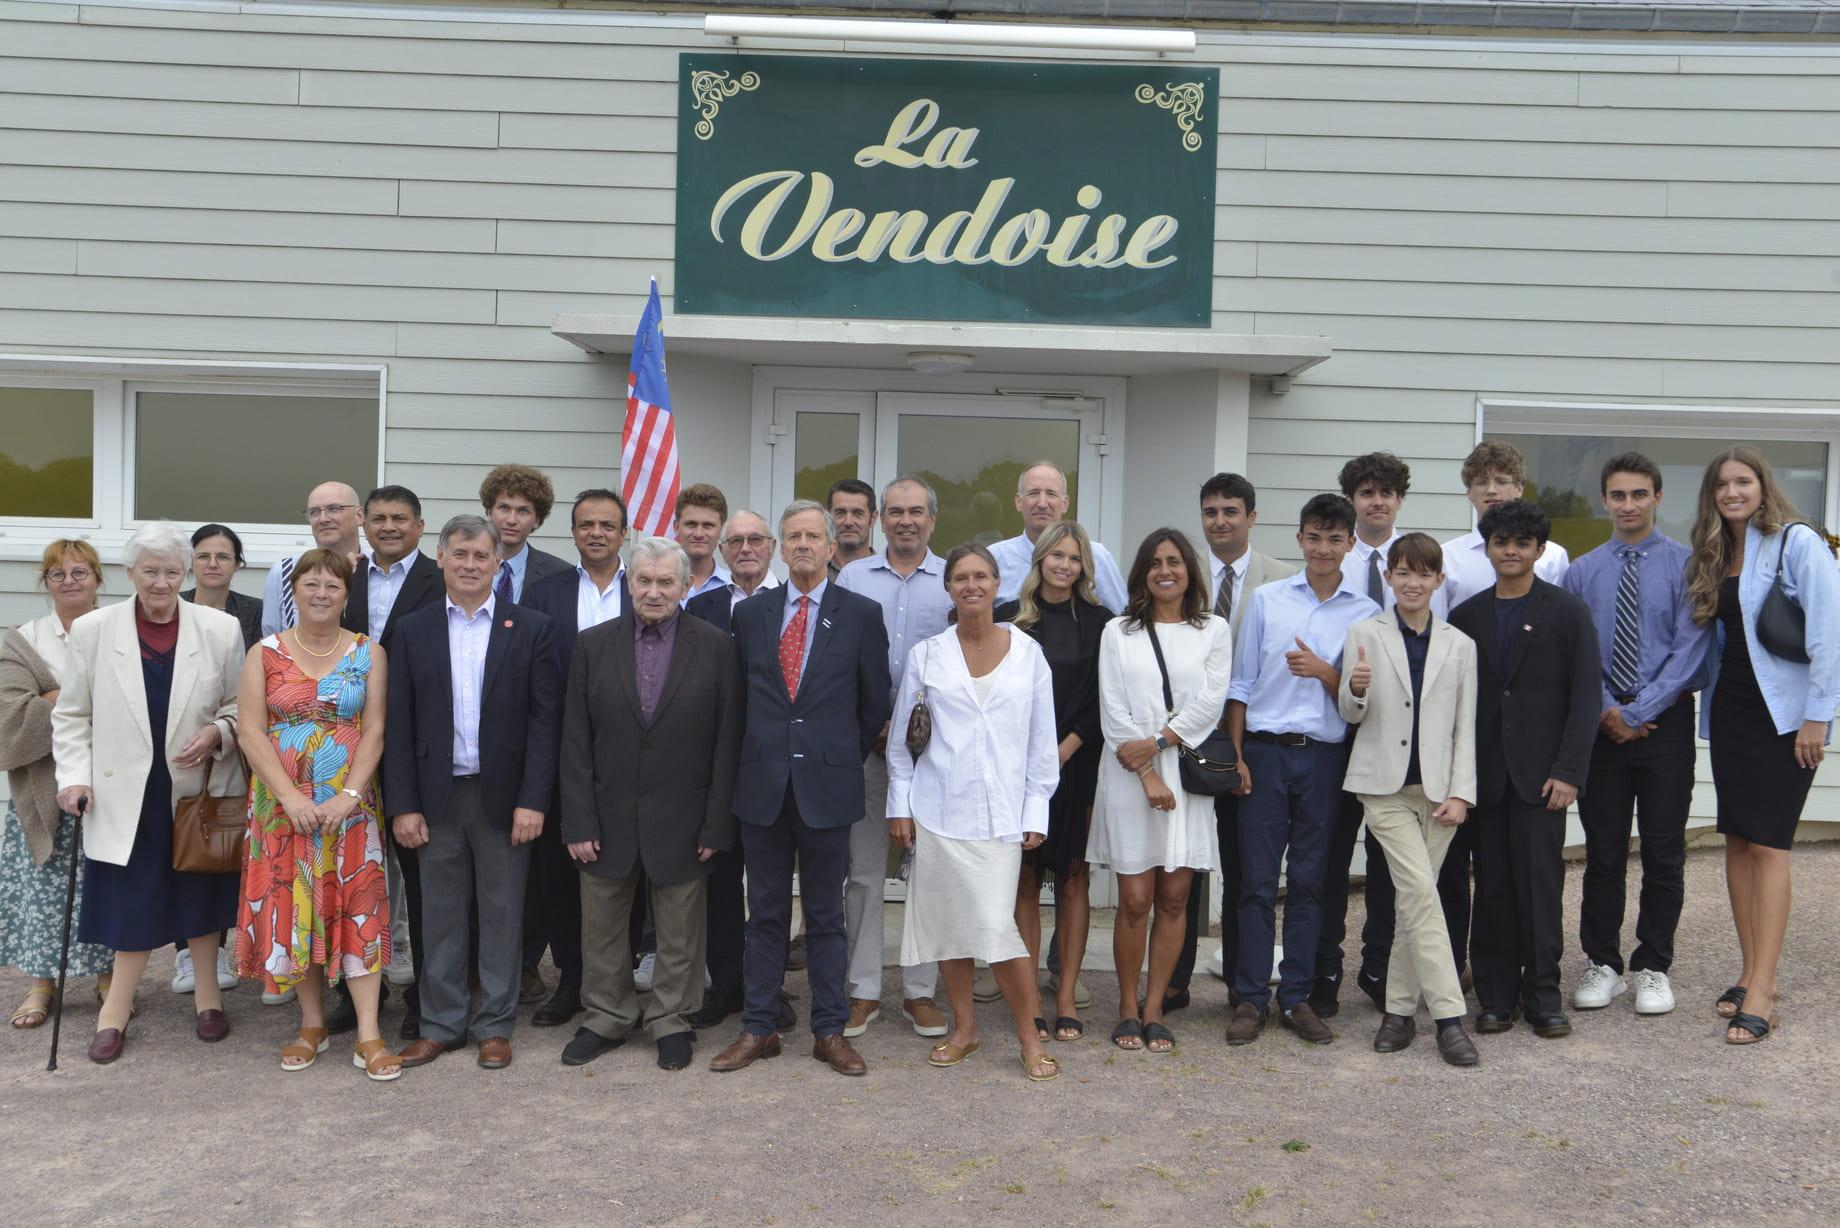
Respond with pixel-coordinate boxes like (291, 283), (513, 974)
(621, 278), (680, 538)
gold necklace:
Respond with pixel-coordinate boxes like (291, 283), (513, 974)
(291, 627), (342, 659)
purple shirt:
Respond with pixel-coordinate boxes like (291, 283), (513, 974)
(636, 609), (680, 722)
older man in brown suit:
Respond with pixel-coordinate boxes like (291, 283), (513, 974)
(557, 536), (742, 1071)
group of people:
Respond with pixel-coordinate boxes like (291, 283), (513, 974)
(0, 443), (1831, 1083)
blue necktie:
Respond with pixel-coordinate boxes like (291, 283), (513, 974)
(1610, 546), (1641, 697)
(495, 561), (515, 607)
(278, 555), (297, 628)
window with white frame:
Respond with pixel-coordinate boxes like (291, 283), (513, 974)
(1481, 400), (1837, 562)
(0, 360), (382, 559)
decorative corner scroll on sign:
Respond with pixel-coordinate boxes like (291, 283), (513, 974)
(1134, 81), (1206, 153)
(690, 69), (762, 140)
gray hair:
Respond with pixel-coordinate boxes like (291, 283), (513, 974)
(628, 535), (691, 586)
(779, 499), (836, 543)
(123, 521), (191, 571)
(721, 510), (771, 543)
(438, 513), (501, 552)
(1016, 461), (1069, 498)
(882, 475), (938, 518)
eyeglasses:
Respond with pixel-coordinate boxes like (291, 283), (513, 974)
(723, 534), (773, 549)
(46, 568), (94, 583)
(1467, 476), (1520, 493)
(304, 503), (354, 519)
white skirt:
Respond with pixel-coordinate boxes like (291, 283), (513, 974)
(900, 823), (1028, 967)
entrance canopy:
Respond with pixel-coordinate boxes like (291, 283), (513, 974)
(552, 314), (1331, 378)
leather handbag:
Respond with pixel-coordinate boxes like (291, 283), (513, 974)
(172, 752), (250, 875)
(1756, 523), (1812, 665)
(903, 640), (933, 759)
(1144, 623), (1240, 796)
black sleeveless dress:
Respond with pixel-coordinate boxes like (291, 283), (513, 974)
(1709, 576), (1816, 851)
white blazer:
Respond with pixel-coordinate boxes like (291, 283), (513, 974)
(1337, 611), (1478, 805)
(52, 600), (245, 866)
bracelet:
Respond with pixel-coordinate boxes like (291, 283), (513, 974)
(1136, 765), (1153, 778)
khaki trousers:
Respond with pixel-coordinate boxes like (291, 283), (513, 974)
(579, 867), (706, 1043)
(1359, 785), (1466, 1020)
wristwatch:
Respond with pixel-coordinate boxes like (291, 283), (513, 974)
(1153, 734), (1170, 752)
(340, 788), (361, 801)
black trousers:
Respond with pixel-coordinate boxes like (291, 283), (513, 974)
(1578, 695), (1695, 974)
(1359, 816), (1475, 983)
(740, 788), (850, 1038)
(521, 812), (584, 986)
(703, 847), (746, 1003)
(390, 826), (425, 1018)
(1472, 794), (1566, 1017)
(1314, 791), (1374, 992)
(1171, 792), (1242, 1002)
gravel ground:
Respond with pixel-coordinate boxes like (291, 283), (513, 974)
(2, 843), (1837, 1226)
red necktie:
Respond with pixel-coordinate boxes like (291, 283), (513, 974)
(779, 595), (810, 700)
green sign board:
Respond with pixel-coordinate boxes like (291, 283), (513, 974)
(673, 54), (1218, 327)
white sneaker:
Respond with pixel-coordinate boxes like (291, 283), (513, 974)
(384, 953), (416, 988)
(634, 952), (656, 993)
(973, 964), (1001, 1002)
(262, 986), (297, 1006)
(215, 947), (238, 990)
(170, 949), (196, 994)
(1633, 969), (1676, 1015)
(1573, 962), (1627, 1009)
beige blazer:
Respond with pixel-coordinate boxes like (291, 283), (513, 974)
(52, 600), (245, 866)
(1233, 551), (1297, 637)
(1337, 611), (1478, 805)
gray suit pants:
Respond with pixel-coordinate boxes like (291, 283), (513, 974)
(580, 867), (706, 1042)
(418, 777), (530, 1044)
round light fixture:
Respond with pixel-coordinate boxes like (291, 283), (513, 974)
(906, 351), (975, 376)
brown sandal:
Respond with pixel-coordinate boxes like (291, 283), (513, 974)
(927, 1040), (980, 1067)
(1022, 1051), (1061, 1082)
(281, 1026), (330, 1071)
(10, 985), (55, 1029)
(354, 1037), (403, 1082)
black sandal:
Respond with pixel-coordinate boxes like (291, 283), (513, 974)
(1715, 986), (1747, 1019)
(1142, 1021), (1177, 1054)
(1033, 1016), (1050, 1042)
(1726, 1012), (1774, 1045)
(1110, 1018), (1144, 1050)
(1053, 1016), (1084, 1042)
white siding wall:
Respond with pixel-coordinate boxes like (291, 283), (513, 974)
(0, 2), (1835, 820)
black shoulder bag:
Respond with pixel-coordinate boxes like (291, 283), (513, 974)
(1756, 522), (1813, 665)
(1144, 622), (1240, 796)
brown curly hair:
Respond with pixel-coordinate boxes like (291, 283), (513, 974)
(479, 464), (555, 527)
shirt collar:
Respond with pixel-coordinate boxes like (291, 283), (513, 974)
(729, 571), (779, 598)
(368, 551), (411, 577)
(445, 592), (497, 622)
(1284, 567), (1359, 601)
(638, 607), (679, 636)
(1613, 531), (1658, 557)
(871, 548), (945, 575)
(1211, 549), (1249, 581)
(1354, 531), (1399, 559)
(788, 577), (828, 608)
(577, 563), (623, 593)
(1394, 607), (1431, 640)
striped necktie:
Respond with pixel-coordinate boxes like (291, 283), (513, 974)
(1213, 571), (1232, 623)
(278, 555), (297, 628)
(1610, 545), (1642, 697)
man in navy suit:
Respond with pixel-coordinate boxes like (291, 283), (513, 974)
(519, 488), (631, 1029)
(385, 514), (560, 1071)
(709, 501), (890, 1077)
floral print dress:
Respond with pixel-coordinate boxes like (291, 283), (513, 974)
(236, 634), (390, 991)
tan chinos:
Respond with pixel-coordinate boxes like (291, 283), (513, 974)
(1359, 785), (1466, 1020)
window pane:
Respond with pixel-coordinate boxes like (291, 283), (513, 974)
(1500, 432), (1829, 558)
(895, 414), (1082, 553)
(135, 391), (378, 525)
(792, 412), (859, 505)
(0, 387), (93, 518)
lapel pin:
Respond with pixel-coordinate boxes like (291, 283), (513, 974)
(1522, 624), (1532, 632)
(504, 619), (514, 629)
(821, 618), (833, 629)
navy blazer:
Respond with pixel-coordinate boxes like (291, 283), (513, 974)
(1448, 578), (1600, 808)
(383, 597), (560, 829)
(731, 582), (891, 829)
(342, 551), (442, 651)
(684, 585), (733, 635)
(521, 564), (633, 685)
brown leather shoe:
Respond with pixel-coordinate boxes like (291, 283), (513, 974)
(1437, 1022), (1481, 1067)
(902, 997), (949, 1038)
(1373, 1012), (1416, 1053)
(477, 1037), (513, 1069)
(194, 1009), (230, 1043)
(843, 998), (880, 1038)
(1282, 1002), (1335, 1045)
(1225, 1001), (1265, 1046)
(709, 1030), (782, 1072)
(397, 1037), (461, 1068)
(812, 1033), (867, 1076)
(88, 1026), (127, 1065)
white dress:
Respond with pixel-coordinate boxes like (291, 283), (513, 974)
(1085, 615), (1234, 876)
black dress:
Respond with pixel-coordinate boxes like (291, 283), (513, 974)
(1709, 576), (1816, 851)
(996, 596), (1114, 877)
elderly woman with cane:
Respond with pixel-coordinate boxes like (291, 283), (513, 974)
(53, 521), (247, 1064)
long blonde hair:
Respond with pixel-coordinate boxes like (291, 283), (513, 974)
(1685, 446), (1806, 625)
(1013, 521), (1100, 631)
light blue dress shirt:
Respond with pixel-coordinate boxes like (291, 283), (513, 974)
(502, 543), (531, 602)
(365, 553), (413, 640)
(447, 593), (495, 775)
(683, 564), (732, 606)
(989, 531), (1129, 614)
(1561, 530), (1711, 727)
(779, 578), (827, 687)
(260, 558), (294, 637)
(1700, 522), (1840, 740)
(1228, 569), (1381, 742)
(835, 549), (953, 698)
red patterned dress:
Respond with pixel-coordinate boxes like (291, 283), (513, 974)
(235, 634), (390, 990)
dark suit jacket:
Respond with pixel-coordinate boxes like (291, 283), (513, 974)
(383, 598), (560, 829)
(559, 613), (742, 884)
(685, 585), (734, 634)
(519, 544), (571, 600)
(1449, 578), (1600, 808)
(521, 565), (632, 683)
(731, 583), (890, 829)
(342, 552), (442, 650)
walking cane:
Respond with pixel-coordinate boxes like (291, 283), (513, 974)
(47, 797), (86, 1072)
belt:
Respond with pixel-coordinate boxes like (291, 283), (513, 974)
(1614, 693), (1639, 706)
(452, 772), (480, 781)
(1245, 730), (1339, 749)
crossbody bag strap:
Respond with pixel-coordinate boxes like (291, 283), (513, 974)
(1143, 621), (1176, 720)
(1774, 521), (1809, 582)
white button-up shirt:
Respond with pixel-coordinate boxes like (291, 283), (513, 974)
(447, 593), (494, 775)
(1342, 531), (1401, 612)
(1228, 570), (1380, 742)
(366, 553), (414, 640)
(718, 570), (780, 613)
(1433, 530), (1572, 617)
(1209, 549), (1250, 617)
(989, 531), (1129, 614)
(576, 565), (626, 632)
(885, 626), (1060, 843)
